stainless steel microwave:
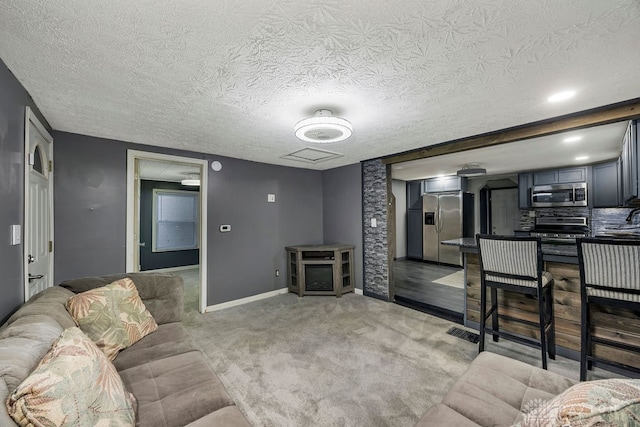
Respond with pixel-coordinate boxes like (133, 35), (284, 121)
(531, 183), (588, 207)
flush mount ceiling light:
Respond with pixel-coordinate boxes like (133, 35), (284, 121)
(181, 173), (200, 186)
(456, 163), (487, 177)
(294, 109), (353, 143)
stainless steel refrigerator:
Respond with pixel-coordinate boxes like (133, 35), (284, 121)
(423, 192), (474, 266)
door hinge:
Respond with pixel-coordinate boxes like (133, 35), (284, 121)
(49, 160), (53, 172)
(48, 241), (53, 252)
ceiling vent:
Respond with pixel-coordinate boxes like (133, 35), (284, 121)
(281, 147), (343, 164)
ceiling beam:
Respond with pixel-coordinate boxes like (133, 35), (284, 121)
(382, 98), (640, 165)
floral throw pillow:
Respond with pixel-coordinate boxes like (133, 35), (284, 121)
(6, 327), (135, 427)
(65, 277), (158, 360)
(520, 378), (640, 426)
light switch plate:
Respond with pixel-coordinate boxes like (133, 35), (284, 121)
(11, 224), (21, 245)
(267, 194), (276, 203)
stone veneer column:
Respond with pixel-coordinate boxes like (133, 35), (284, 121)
(362, 159), (391, 299)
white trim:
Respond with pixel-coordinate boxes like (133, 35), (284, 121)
(355, 288), (363, 295)
(205, 288), (289, 312)
(24, 107), (54, 301)
(126, 149), (208, 313)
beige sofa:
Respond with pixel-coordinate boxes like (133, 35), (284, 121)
(416, 351), (577, 426)
(0, 272), (250, 427)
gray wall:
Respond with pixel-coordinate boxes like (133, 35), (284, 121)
(322, 163), (363, 290)
(0, 59), (50, 322)
(53, 131), (324, 305)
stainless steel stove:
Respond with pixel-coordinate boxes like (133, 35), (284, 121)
(529, 216), (589, 243)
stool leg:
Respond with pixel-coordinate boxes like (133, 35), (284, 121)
(491, 287), (499, 342)
(580, 300), (589, 381)
(546, 285), (556, 360)
(479, 280), (487, 354)
(537, 288), (548, 370)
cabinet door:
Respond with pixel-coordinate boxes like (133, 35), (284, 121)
(558, 167), (587, 183)
(533, 170), (558, 185)
(424, 179), (444, 193)
(406, 209), (423, 259)
(442, 176), (462, 191)
(518, 173), (533, 208)
(592, 161), (620, 207)
(407, 180), (422, 209)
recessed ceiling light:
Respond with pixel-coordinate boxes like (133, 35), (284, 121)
(563, 136), (582, 143)
(575, 156), (589, 161)
(548, 90), (576, 103)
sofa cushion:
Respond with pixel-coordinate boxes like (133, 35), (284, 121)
(60, 273), (184, 324)
(113, 322), (197, 372)
(0, 315), (64, 393)
(66, 277), (158, 361)
(521, 378), (640, 426)
(416, 352), (576, 427)
(5, 286), (76, 329)
(184, 406), (251, 427)
(6, 327), (135, 427)
(118, 351), (235, 427)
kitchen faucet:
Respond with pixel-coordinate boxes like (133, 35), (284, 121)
(625, 207), (640, 223)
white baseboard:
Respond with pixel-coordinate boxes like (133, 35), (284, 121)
(355, 288), (363, 295)
(143, 265), (199, 273)
(205, 288), (289, 312)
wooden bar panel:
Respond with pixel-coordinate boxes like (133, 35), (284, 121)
(465, 253), (640, 370)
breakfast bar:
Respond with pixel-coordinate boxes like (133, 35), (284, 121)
(442, 237), (640, 370)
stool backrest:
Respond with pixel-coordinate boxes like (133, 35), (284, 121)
(577, 238), (640, 302)
(476, 234), (542, 287)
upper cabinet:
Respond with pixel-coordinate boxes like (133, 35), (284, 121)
(518, 173), (533, 209)
(621, 120), (639, 205)
(423, 176), (467, 193)
(592, 160), (622, 207)
(533, 167), (588, 186)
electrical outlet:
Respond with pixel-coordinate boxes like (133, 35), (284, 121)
(275, 269), (280, 277)
(371, 218), (377, 228)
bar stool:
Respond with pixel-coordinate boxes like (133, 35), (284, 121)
(476, 234), (555, 369)
(577, 237), (640, 381)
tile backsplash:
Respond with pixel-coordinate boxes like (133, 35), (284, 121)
(519, 207), (640, 236)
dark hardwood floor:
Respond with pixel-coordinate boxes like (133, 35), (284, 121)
(393, 259), (464, 323)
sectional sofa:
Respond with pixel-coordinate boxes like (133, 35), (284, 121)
(0, 272), (250, 426)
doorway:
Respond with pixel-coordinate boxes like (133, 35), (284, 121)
(24, 107), (54, 301)
(126, 150), (208, 313)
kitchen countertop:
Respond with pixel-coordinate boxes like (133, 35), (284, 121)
(441, 238), (579, 261)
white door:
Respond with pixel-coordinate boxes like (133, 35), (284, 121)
(491, 188), (520, 235)
(24, 107), (54, 300)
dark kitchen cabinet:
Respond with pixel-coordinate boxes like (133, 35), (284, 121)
(621, 120), (639, 204)
(592, 160), (622, 207)
(406, 209), (423, 259)
(407, 180), (422, 209)
(424, 176), (467, 193)
(518, 173), (533, 208)
(533, 167), (588, 186)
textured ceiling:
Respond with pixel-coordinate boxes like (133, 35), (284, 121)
(1, 0), (639, 170)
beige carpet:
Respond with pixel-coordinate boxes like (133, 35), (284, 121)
(177, 289), (621, 427)
(431, 270), (465, 289)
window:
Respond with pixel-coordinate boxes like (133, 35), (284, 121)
(152, 189), (199, 252)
